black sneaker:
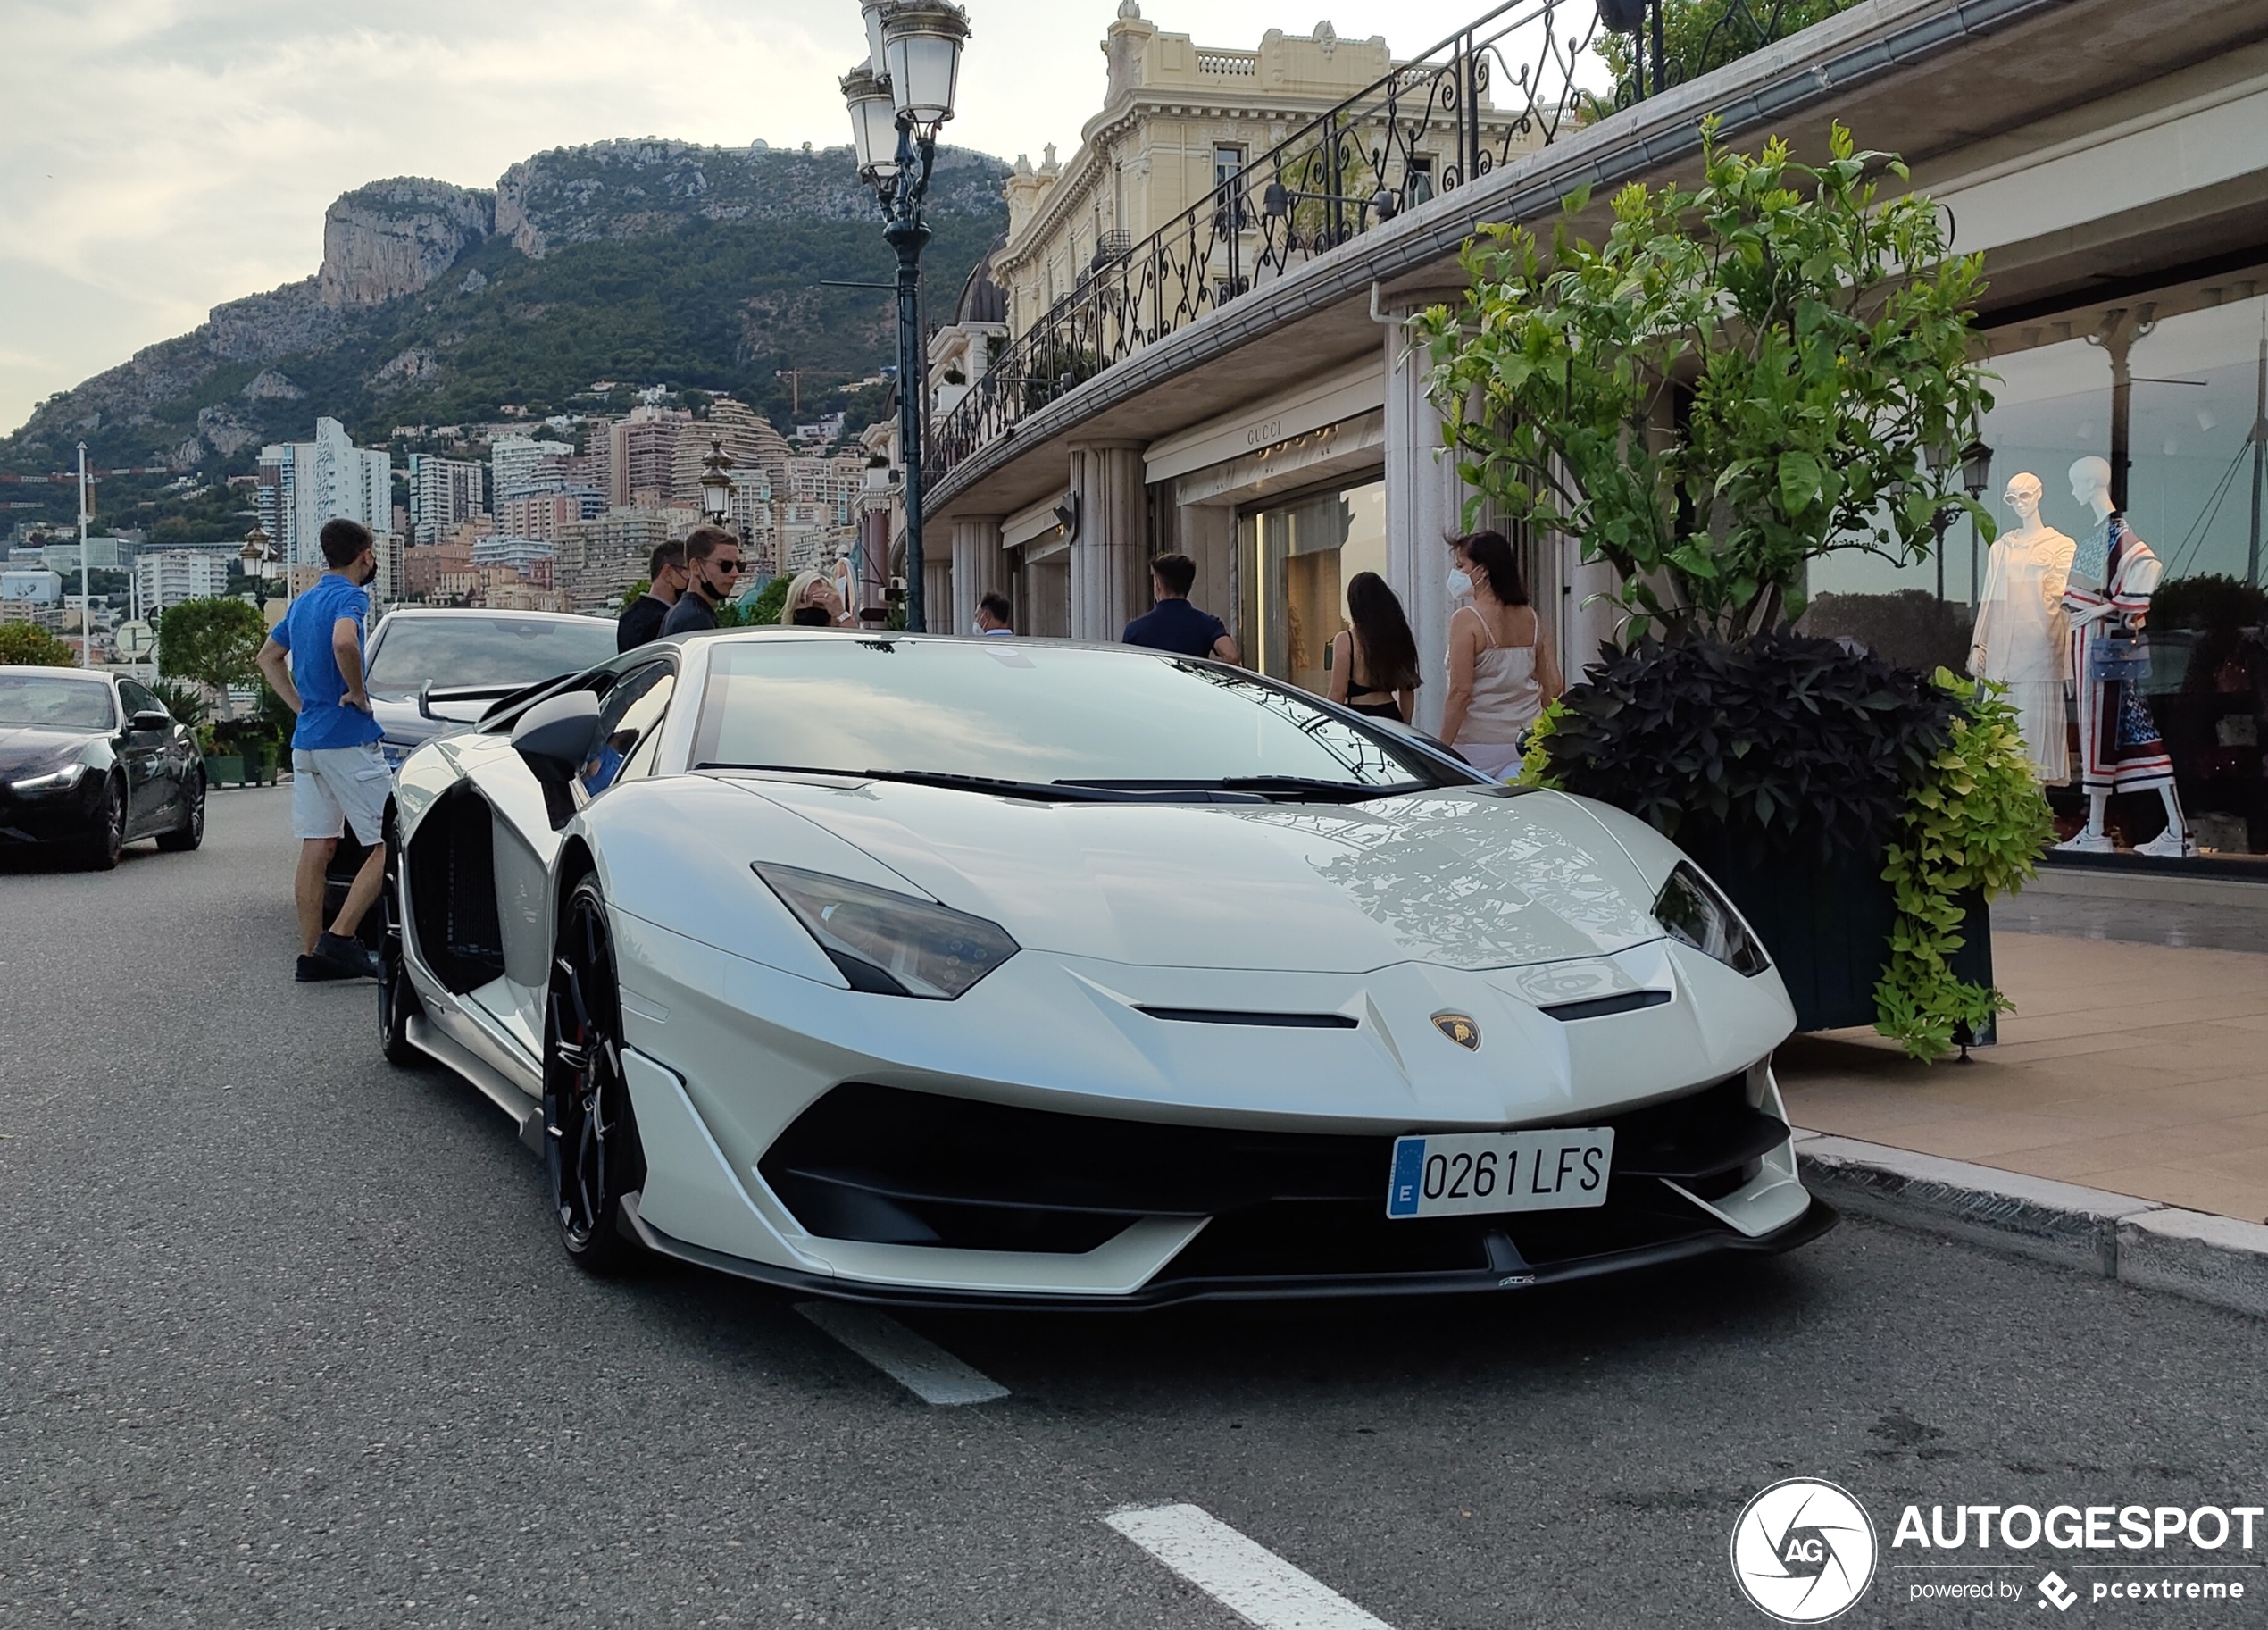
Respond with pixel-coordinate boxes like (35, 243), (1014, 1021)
(296, 952), (350, 983)
(314, 931), (380, 980)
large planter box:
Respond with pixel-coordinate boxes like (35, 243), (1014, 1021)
(202, 753), (245, 788)
(1679, 831), (1992, 1036)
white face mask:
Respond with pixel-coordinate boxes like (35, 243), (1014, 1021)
(1446, 568), (1475, 600)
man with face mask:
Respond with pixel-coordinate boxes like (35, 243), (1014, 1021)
(660, 526), (745, 638)
(254, 517), (389, 982)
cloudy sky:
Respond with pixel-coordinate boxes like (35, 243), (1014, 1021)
(0, 0), (1550, 436)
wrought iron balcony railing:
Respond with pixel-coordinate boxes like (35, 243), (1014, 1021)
(928, 0), (1603, 480)
(925, 0), (1845, 484)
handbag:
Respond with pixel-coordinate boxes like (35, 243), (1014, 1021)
(2088, 631), (2151, 687)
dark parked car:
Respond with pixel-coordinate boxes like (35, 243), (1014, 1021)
(0, 666), (204, 868)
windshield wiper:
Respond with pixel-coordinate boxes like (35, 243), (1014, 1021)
(696, 765), (1267, 804)
(1063, 775), (1431, 804)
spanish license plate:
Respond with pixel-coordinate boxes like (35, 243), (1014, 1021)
(1385, 1128), (1614, 1218)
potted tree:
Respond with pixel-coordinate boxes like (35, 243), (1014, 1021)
(1416, 122), (2052, 1059)
(158, 597), (270, 788)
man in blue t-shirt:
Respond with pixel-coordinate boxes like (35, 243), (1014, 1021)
(1121, 552), (1242, 662)
(254, 517), (388, 982)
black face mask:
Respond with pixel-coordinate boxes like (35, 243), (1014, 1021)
(790, 606), (831, 626)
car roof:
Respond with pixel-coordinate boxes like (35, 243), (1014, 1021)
(3, 665), (113, 683)
(374, 606), (610, 625)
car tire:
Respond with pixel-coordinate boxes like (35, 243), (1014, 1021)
(542, 874), (646, 1274)
(155, 767), (205, 853)
(77, 773), (125, 871)
(379, 834), (424, 1068)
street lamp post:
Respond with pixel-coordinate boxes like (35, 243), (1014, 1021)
(842, 0), (971, 634)
(1924, 439), (1994, 604)
(1960, 439), (1994, 606)
(76, 442), (92, 669)
(698, 436), (736, 531)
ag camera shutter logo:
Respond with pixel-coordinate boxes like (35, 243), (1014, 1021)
(1730, 1478), (1878, 1623)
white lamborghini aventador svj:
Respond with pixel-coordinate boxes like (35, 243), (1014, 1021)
(379, 629), (1831, 1307)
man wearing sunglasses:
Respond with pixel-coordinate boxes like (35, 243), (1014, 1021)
(661, 526), (745, 638)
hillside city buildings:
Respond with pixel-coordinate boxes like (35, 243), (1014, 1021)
(255, 417), (395, 593)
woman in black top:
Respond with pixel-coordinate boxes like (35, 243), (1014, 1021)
(1327, 571), (1421, 723)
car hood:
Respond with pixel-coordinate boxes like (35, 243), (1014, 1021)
(0, 724), (102, 776)
(729, 779), (1665, 974)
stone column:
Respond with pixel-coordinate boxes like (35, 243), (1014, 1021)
(1382, 305), (1462, 736)
(1068, 440), (1148, 640)
(950, 515), (1006, 633)
(924, 557), (955, 634)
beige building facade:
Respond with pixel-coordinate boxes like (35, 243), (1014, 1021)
(915, 0), (2268, 844)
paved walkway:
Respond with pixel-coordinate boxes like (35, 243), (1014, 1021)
(1778, 930), (2268, 1226)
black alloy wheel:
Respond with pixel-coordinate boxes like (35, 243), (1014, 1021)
(78, 773), (125, 871)
(156, 767), (204, 853)
(378, 825), (423, 1067)
(542, 874), (646, 1272)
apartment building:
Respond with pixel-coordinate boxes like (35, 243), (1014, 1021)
(554, 504), (701, 614)
(133, 549), (229, 613)
(407, 454), (485, 544)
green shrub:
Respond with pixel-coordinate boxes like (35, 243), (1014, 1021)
(1876, 673), (2056, 1060)
(0, 622), (79, 666)
(1413, 121), (1993, 642)
(1529, 632), (1955, 865)
(147, 677), (210, 726)
(745, 574), (791, 626)
(157, 598), (265, 690)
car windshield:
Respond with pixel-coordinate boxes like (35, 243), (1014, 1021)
(365, 614), (619, 698)
(0, 673), (115, 730)
(689, 636), (1462, 793)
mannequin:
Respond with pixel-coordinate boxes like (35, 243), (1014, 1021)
(1967, 472), (2074, 782)
(2056, 455), (2189, 857)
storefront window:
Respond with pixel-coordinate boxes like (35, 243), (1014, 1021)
(1809, 273), (2268, 859)
(1238, 479), (1386, 693)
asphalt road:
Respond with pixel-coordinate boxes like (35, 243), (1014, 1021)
(2, 786), (2262, 1630)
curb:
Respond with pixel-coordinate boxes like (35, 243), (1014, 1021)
(1793, 1132), (2268, 1321)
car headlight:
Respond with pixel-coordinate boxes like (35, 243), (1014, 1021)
(1653, 862), (1769, 976)
(10, 763), (89, 796)
(754, 863), (1019, 999)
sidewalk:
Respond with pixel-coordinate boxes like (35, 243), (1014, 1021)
(1776, 930), (2268, 1226)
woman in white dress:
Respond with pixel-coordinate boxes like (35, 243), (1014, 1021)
(1967, 472), (2075, 782)
(1440, 530), (1563, 780)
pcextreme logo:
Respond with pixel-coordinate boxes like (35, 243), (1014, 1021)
(1731, 1478), (1880, 1623)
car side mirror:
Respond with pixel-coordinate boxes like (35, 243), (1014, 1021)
(510, 690), (602, 784)
(129, 710), (171, 732)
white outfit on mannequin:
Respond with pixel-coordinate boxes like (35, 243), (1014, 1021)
(1967, 473), (2074, 783)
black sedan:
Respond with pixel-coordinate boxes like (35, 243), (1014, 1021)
(0, 666), (204, 868)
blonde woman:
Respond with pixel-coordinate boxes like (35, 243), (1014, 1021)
(1439, 530), (1562, 779)
(779, 569), (852, 628)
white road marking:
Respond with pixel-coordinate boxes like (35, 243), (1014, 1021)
(1105, 1503), (1397, 1630)
(795, 1302), (1009, 1406)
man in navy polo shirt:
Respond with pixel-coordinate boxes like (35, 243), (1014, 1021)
(254, 517), (388, 982)
(1121, 553), (1241, 662)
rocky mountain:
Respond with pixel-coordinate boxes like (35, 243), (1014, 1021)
(5, 139), (1006, 479)
(320, 178), (496, 306)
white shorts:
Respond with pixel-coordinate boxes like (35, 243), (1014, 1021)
(292, 744), (390, 845)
